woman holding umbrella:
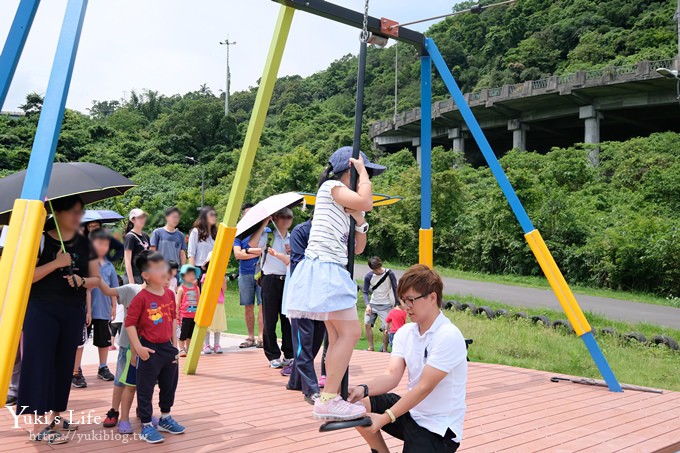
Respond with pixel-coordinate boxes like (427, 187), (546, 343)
(18, 195), (101, 444)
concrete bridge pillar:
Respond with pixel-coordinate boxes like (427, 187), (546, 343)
(579, 105), (603, 166)
(507, 119), (529, 151)
(448, 128), (465, 152)
(448, 128), (466, 168)
(413, 137), (422, 166)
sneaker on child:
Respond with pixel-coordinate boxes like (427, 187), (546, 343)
(269, 359), (283, 369)
(202, 344), (213, 355)
(304, 393), (320, 405)
(140, 424), (164, 444)
(213, 345), (223, 354)
(313, 396), (367, 421)
(157, 415), (185, 435)
(72, 370), (87, 388)
(97, 365), (115, 381)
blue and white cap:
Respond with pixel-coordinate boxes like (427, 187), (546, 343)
(328, 146), (386, 177)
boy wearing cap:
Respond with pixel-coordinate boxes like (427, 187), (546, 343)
(175, 264), (201, 356)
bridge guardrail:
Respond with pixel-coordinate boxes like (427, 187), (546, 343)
(370, 58), (679, 138)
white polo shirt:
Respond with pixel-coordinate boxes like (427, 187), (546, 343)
(391, 311), (467, 442)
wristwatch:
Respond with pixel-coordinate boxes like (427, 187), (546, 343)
(244, 246), (250, 254)
(355, 222), (369, 234)
(359, 384), (369, 398)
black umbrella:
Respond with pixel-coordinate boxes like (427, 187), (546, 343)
(0, 162), (136, 225)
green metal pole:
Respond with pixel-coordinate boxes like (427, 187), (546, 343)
(184, 4), (295, 374)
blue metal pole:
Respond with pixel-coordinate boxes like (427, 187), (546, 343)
(426, 38), (622, 392)
(420, 54), (432, 230)
(0, 0), (41, 108)
(581, 332), (622, 392)
(20, 0), (88, 201)
(424, 38), (534, 234)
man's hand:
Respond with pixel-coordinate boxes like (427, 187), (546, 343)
(365, 305), (372, 315)
(348, 386), (365, 403)
(85, 312), (92, 326)
(137, 347), (156, 361)
(362, 413), (390, 434)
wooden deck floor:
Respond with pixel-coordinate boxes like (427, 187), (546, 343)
(2, 349), (679, 452)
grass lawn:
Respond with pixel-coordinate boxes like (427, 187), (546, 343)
(220, 283), (680, 391)
(356, 259), (678, 308)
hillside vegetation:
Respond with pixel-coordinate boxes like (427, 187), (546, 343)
(0, 0), (678, 295)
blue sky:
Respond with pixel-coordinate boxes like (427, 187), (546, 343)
(1, 0), (456, 113)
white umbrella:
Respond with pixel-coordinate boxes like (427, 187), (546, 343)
(236, 192), (304, 239)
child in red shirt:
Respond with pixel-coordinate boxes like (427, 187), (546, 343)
(385, 303), (407, 352)
(125, 251), (185, 443)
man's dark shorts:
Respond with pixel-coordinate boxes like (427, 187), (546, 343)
(369, 393), (460, 453)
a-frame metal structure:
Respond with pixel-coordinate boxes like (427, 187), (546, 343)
(0, 0), (622, 406)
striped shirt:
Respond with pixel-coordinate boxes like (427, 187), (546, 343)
(305, 180), (350, 266)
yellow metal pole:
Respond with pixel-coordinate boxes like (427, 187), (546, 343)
(0, 200), (47, 403)
(419, 228), (433, 268)
(524, 229), (591, 336)
(184, 4), (295, 374)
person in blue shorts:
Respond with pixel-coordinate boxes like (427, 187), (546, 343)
(233, 203), (267, 348)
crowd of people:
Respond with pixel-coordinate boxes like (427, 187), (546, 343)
(5, 146), (468, 452)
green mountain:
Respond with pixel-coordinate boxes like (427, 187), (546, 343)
(1, 0), (678, 294)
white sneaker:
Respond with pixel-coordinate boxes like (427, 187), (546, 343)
(281, 358), (293, 367)
(269, 359), (283, 368)
(313, 396), (367, 421)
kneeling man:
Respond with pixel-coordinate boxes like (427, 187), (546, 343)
(350, 264), (467, 453)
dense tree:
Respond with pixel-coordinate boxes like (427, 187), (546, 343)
(1, 0), (678, 295)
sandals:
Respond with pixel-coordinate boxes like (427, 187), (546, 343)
(32, 427), (68, 445)
(239, 338), (256, 349)
(256, 339), (264, 348)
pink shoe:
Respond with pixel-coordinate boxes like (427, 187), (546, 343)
(213, 345), (223, 354)
(313, 396), (366, 421)
(318, 375), (326, 388)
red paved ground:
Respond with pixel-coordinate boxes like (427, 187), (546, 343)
(1, 349), (678, 452)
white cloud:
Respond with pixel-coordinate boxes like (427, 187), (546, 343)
(1, 0), (455, 112)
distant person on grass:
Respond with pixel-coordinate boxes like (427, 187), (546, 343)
(150, 207), (187, 267)
(350, 265), (467, 453)
(363, 256), (398, 352)
(384, 302), (407, 352)
(88, 228), (118, 382)
(233, 203), (266, 349)
(125, 251), (185, 443)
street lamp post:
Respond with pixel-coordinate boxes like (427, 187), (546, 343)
(656, 67), (680, 104)
(186, 156), (204, 208)
(219, 37), (237, 116)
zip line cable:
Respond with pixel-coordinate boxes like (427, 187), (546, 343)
(390, 0), (516, 30)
